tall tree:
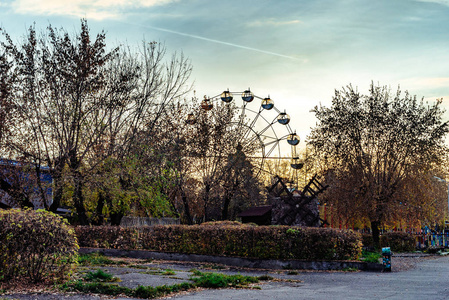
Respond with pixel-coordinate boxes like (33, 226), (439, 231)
(185, 100), (262, 221)
(0, 20), (192, 224)
(308, 83), (449, 247)
(0, 49), (14, 146)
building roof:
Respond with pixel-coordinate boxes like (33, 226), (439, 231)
(238, 205), (272, 217)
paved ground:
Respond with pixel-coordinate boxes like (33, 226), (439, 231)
(3, 255), (449, 300)
(171, 256), (449, 300)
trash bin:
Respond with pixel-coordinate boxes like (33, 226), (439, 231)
(382, 247), (391, 272)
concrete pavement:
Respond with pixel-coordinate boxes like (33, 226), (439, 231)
(3, 255), (449, 300)
(170, 256), (449, 300)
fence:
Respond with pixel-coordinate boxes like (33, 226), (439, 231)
(120, 216), (180, 227)
(415, 231), (449, 249)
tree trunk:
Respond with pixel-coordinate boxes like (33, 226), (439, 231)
(203, 183), (210, 222)
(181, 189), (193, 225)
(105, 194), (123, 226)
(49, 171), (63, 213)
(73, 170), (89, 225)
(371, 220), (381, 250)
(222, 193), (230, 220)
(109, 212), (124, 226)
(92, 192), (105, 225)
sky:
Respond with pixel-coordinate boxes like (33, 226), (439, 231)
(1, 0), (449, 150)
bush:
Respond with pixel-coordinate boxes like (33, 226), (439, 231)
(75, 224), (362, 261)
(361, 233), (374, 249)
(380, 231), (415, 252)
(0, 209), (78, 283)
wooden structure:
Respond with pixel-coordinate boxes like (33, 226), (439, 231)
(238, 205), (272, 225)
(268, 175), (329, 227)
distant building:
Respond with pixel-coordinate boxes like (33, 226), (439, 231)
(0, 159), (53, 209)
(238, 205), (272, 225)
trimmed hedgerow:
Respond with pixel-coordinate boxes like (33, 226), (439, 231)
(0, 209), (79, 283)
(75, 223), (361, 261)
(380, 231), (416, 252)
(361, 233), (374, 249)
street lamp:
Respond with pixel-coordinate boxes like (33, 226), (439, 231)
(434, 176), (449, 224)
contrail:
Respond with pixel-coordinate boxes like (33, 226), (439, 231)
(149, 26), (300, 61)
(120, 20), (301, 61)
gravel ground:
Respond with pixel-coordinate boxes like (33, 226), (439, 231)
(389, 253), (439, 272)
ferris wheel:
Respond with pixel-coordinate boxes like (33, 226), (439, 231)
(185, 88), (303, 178)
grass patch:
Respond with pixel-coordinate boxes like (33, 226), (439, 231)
(78, 253), (129, 266)
(83, 269), (120, 282)
(257, 275), (274, 281)
(140, 268), (175, 276)
(189, 269), (202, 276)
(203, 264), (226, 270)
(133, 283), (193, 298)
(341, 267), (359, 272)
(286, 271), (299, 275)
(162, 269), (176, 276)
(190, 271), (259, 288)
(141, 271), (163, 275)
(361, 250), (382, 263)
(62, 280), (194, 298)
(129, 264), (149, 269)
(62, 281), (131, 296)
(63, 270), (269, 299)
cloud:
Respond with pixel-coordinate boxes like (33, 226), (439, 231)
(10, 0), (178, 20)
(247, 19), (303, 27)
(401, 77), (449, 89)
(415, 0), (449, 6)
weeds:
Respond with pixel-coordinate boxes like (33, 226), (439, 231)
(133, 283), (193, 298)
(78, 253), (129, 266)
(62, 281), (131, 296)
(162, 269), (176, 276)
(141, 268), (176, 276)
(129, 265), (149, 269)
(341, 267), (359, 272)
(189, 269), (202, 276)
(190, 271), (259, 288)
(257, 275), (274, 281)
(62, 270), (271, 299)
(203, 264), (226, 270)
(83, 269), (120, 282)
(286, 271), (299, 275)
(361, 251), (382, 263)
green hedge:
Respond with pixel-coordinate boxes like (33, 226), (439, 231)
(361, 232), (416, 252)
(380, 231), (416, 252)
(0, 209), (79, 283)
(75, 223), (362, 261)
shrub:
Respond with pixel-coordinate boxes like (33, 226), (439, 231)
(361, 233), (374, 249)
(380, 231), (415, 252)
(0, 209), (78, 283)
(76, 224), (362, 261)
